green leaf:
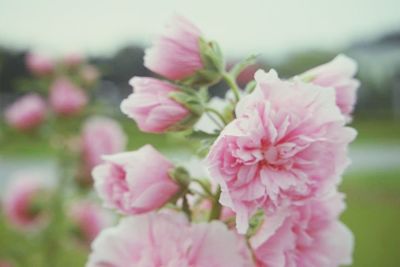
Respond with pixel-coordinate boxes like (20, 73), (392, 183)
(186, 130), (219, 140)
(246, 209), (265, 237)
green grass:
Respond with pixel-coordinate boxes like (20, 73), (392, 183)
(0, 215), (88, 266)
(341, 169), (400, 267)
(0, 117), (193, 158)
(350, 118), (400, 145)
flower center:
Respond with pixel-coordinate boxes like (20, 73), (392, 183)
(261, 143), (294, 169)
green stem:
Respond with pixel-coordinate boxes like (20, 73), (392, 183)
(209, 186), (222, 221)
(222, 72), (241, 102)
(182, 194), (192, 221)
(205, 107), (227, 125)
(205, 112), (224, 130)
(44, 141), (71, 267)
(192, 178), (213, 197)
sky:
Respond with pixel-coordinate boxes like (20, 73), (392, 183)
(0, 0), (399, 59)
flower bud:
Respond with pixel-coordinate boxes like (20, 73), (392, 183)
(68, 200), (111, 244)
(2, 173), (49, 229)
(80, 116), (127, 180)
(80, 65), (100, 86)
(63, 53), (83, 68)
(4, 93), (46, 131)
(25, 52), (54, 76)
(121, 77), (201, 133)
(92, 145), (180, 215)
(144, 15), (223, 86)
(300, 54), (360, 122)
(49, 78), (88, 116)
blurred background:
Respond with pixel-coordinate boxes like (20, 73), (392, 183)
(0, 0), (399, 266)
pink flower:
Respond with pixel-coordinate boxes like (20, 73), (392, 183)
(4, 94), (46, 131)
(207, 70), (356, 233)
(68, 200), (111, 244)
(63, 53), (83, 68)
(49, 78), (88, 115)
(26, 52), (54, 76)
(86, 212), (253, 267)
(144, 15), (204, 80)
(0, 260), (14, 267)
(251, 192), (354, 267)
(92, 145), (180, 215)
(301, 55), (360, 121)
(121, 77), (190, 133)
(80, 65), (100, 85)
(81, 116), (127, 176)
(2, 173), (48, 229)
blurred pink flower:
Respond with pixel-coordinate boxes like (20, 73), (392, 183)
(49, 78), (88, 115)
(81, 116), (127, 177)
(4, 94), (46, 131)
(301, 54), (360, 121)
(2, 173), (47, 229)
(80, 65), (100, 85)
(86, 212), (253, 267)
(63, 53), (83, 68)
(144, 15), (203, 80)
(121, 77), (190, 133)
(251, 192), (354, 267)
(26, 52), (54, 76)
(207, 69), (356, 233)
(92, 145), (180, 215)
(0, 260), (14, 267)
(69, 200), (111, 244)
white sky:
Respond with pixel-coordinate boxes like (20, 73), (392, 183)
(0, 0), (399, 59)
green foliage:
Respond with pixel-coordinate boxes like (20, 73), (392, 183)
(341, 169), (400, 267)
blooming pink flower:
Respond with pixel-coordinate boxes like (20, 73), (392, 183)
(26, 52), (54, 76)
(86, 212), (253, 267)
(144, 15), (204, 80)
(207, 69), (356, 233)
(251, 192), (354, 267)
(4, 94), (46, 131)
(121, 77), (190, 133)
(92, 145), (180, 215)
(2, 173), (47, 228)
(81, 116), (127, 177)
(301, 54), (360, 121)
(69, 200), (111, 244)
(49, 78), (88, 115)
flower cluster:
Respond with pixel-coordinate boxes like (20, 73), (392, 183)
(208, 69), (356, 233)
(4, 52), (101, 131)
(1, 52), (119, 251)
(86, 15), (359, 267)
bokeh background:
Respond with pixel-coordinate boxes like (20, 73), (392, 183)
(0, 0), (400, 266)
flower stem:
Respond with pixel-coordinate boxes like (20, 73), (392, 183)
(205, 112), (224, 130)
(205, 107), (227, 125)
(43, 138), (71, 267)
(222, 72), (241, 102)
(192, 178), (213, 197)
(182, 194), (192, 221)
(209, 186), (222, 221)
